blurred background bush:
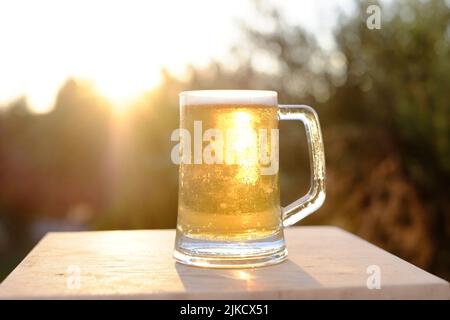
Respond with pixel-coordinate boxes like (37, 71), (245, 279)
(0, 0), (449, 281)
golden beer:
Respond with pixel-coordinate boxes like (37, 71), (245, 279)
(177, 104), (281, 241)
(174, 90), (326, 268)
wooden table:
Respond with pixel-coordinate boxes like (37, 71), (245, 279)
(0, 226), (448, 299)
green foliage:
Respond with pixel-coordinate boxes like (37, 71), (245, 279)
(239, 0), (450, 278)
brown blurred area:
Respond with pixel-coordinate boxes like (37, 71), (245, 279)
(0, 0), (449, 281)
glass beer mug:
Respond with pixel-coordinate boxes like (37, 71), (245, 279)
(173, 90), (325, 268)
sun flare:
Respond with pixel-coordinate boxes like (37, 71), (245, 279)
(0, 0), (244, 113)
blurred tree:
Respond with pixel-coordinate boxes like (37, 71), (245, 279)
(0, 79), (113, 279)
(238, 0), (450, 278)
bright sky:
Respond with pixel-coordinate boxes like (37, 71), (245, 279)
(0, 0), (354, 113)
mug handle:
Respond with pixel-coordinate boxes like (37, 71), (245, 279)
(278, 105), (326, 227)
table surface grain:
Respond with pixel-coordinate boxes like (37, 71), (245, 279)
(0, 226), (448, 299)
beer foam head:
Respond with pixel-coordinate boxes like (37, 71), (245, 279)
(180, 90), (277, 106)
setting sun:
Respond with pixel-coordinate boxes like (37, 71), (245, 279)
(0, 1), (349, 113)
(0, 0), (248, 113)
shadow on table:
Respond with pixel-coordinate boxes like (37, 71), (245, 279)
(174, 259), (322, 295)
